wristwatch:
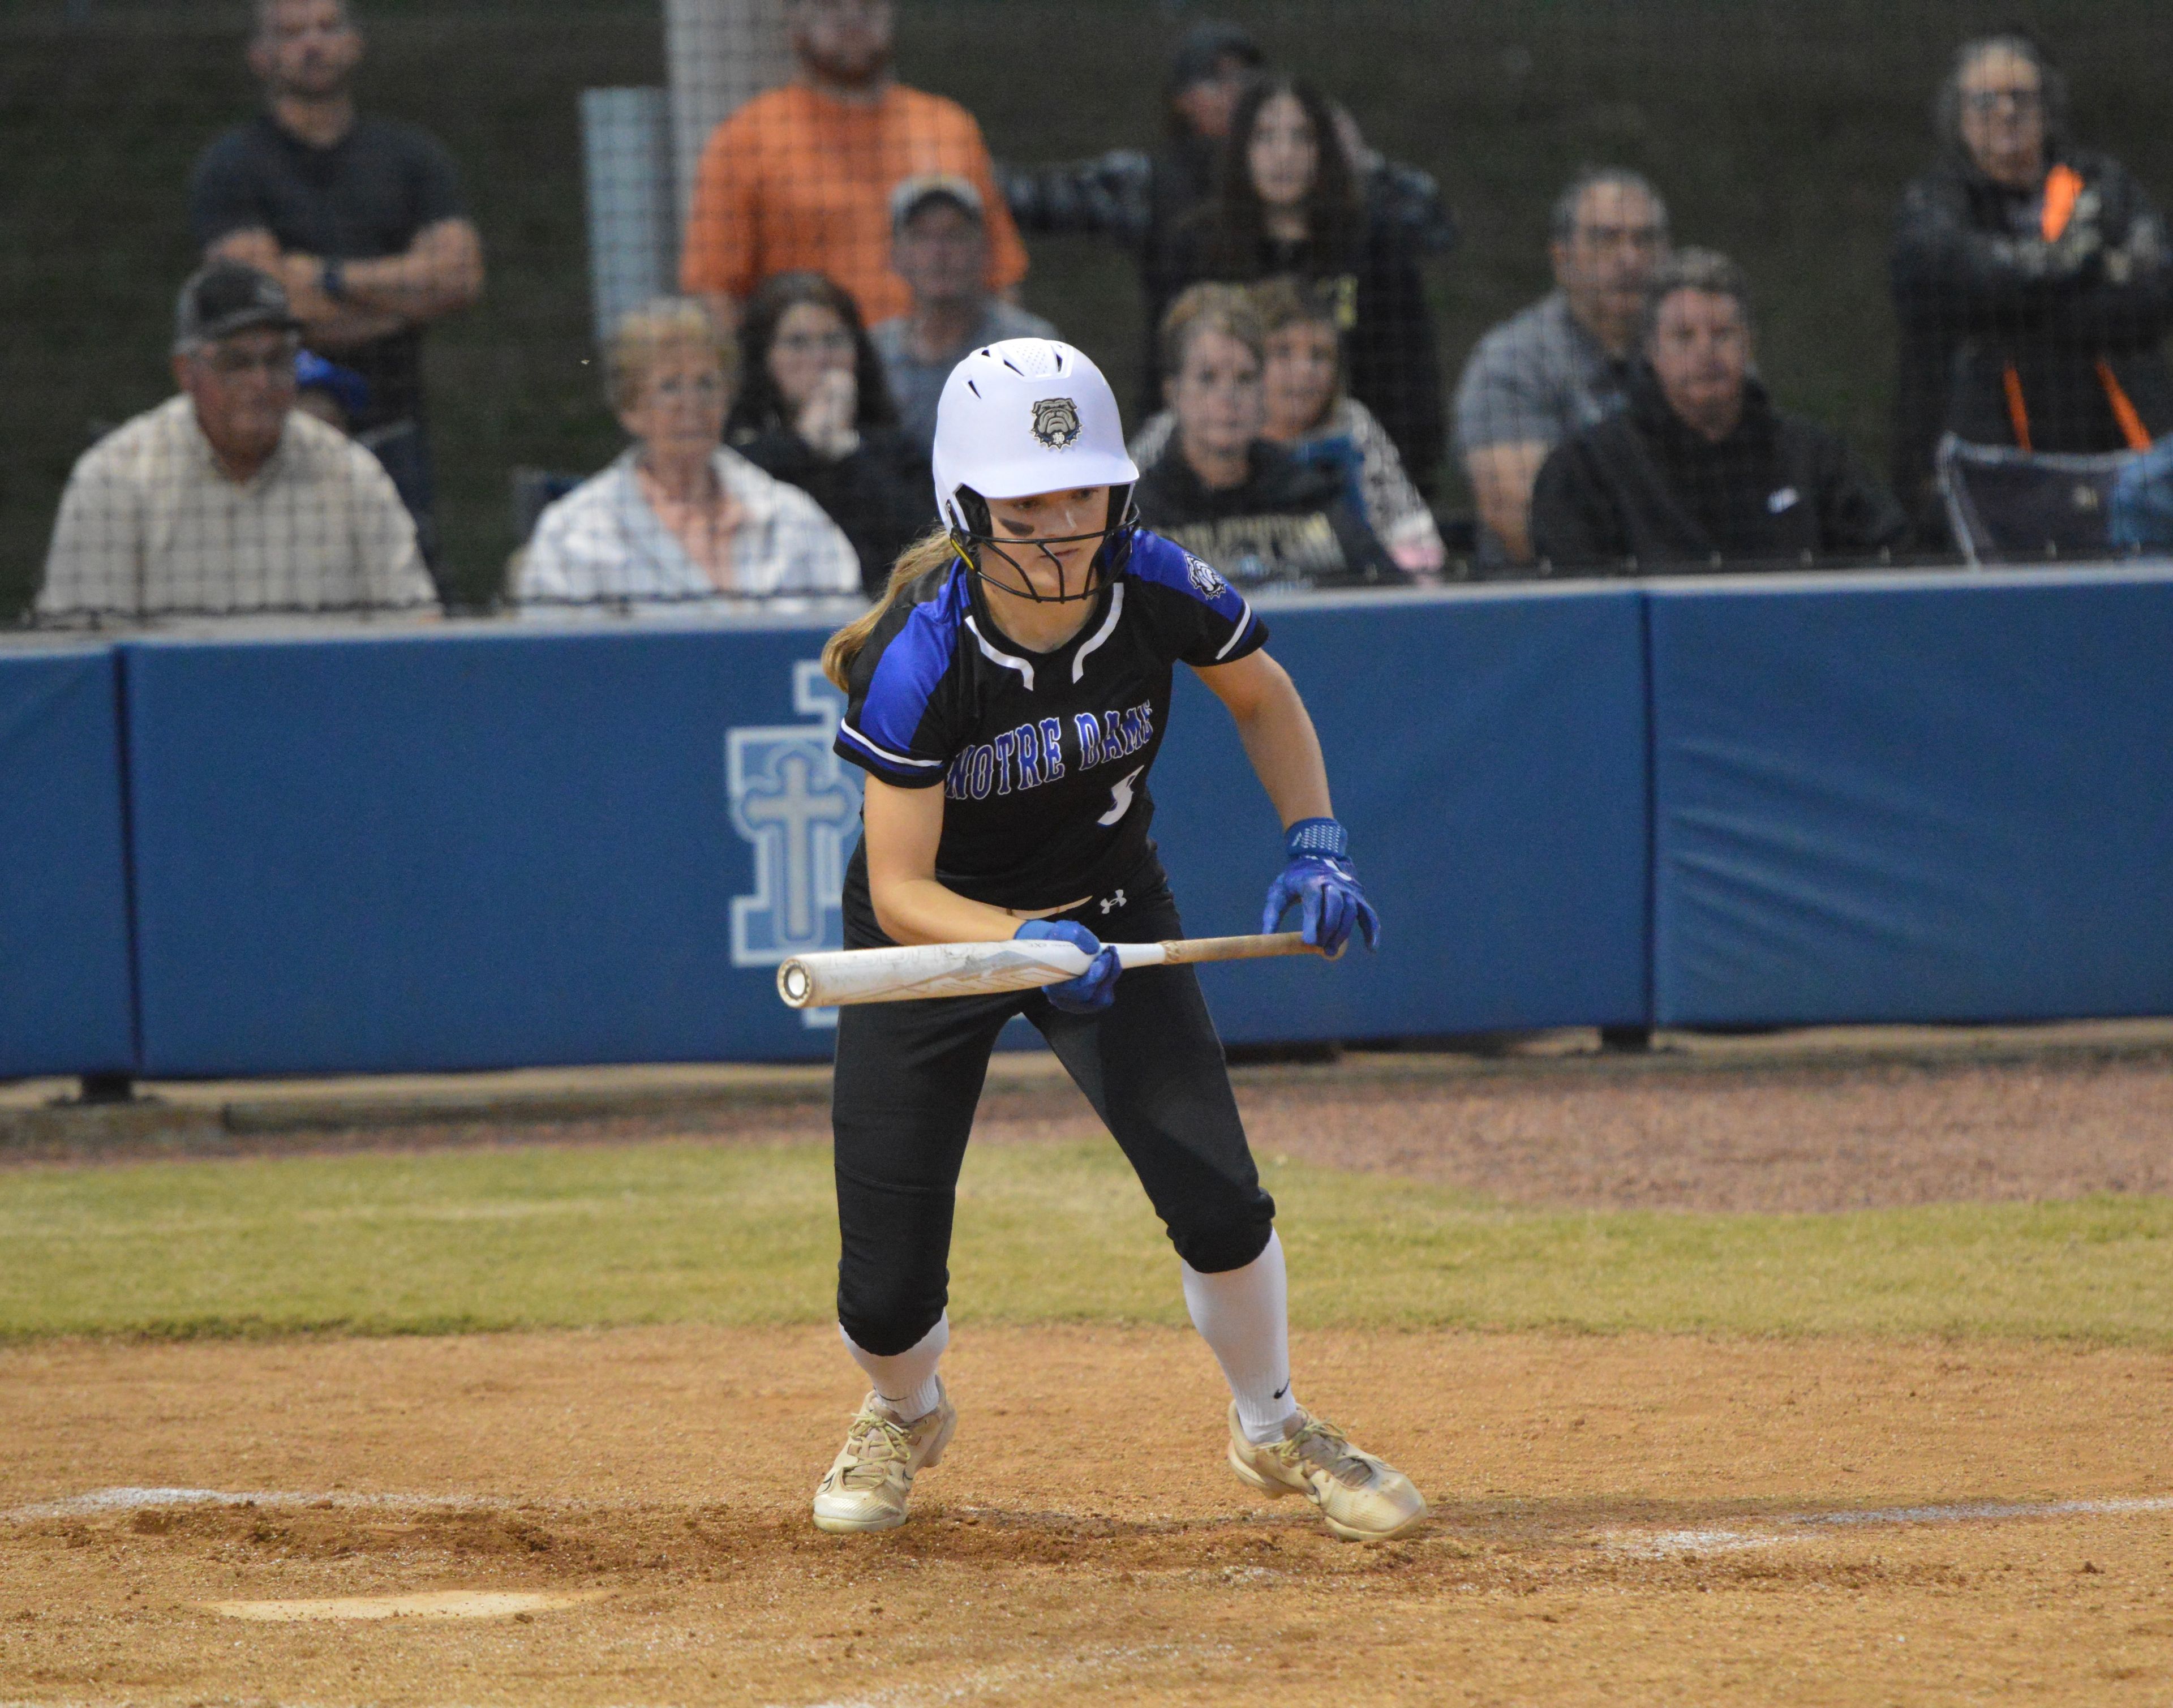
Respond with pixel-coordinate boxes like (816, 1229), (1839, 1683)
(321, 258), (347, 303)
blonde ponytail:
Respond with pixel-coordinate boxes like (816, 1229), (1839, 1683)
(822, 528), (961, 691)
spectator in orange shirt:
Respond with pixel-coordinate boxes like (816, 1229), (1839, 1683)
(680, 0), (1029, 330)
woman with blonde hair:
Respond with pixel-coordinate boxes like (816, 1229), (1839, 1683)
(518, 298), (858, 608)
(1129, 283), (1400, 589)
(1131, 277), (1446, 575)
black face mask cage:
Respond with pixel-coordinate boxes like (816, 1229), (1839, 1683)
(948, 484), (1138, 604)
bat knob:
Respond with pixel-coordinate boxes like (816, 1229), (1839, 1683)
(778, 961), (812, 1008)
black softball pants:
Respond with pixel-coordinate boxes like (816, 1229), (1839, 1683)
(830, 866), (1276, 1357)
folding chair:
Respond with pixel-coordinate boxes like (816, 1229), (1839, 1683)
(1935, 433), (2137, 565)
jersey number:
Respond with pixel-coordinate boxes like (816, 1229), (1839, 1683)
(1097, 766), (1144, 827)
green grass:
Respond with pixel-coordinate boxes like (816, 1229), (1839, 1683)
(3, 1138), (2168, 1345)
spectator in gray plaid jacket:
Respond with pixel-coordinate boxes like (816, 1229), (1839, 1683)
(517, 300), (858, 610)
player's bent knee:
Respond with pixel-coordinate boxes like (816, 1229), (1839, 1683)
(1169, 1210), (1275, 1277)
(837, 1284), (948, 1359)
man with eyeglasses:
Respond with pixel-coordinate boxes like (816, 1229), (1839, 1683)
(1891, 32), (2172, 535)
(1453, 168), (1672, 570)
(38, 264), (433, 620)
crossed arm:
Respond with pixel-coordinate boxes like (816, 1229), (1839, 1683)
(864, 649), (1332, 946)
(210, 218), (484, 347)
(1465, 441), (1552, 565)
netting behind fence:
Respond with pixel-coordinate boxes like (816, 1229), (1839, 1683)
(8, 0), (2173, 623)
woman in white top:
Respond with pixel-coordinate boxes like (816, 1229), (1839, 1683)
(1128, 277), (1446, 577)
(518, 298), (861, 610)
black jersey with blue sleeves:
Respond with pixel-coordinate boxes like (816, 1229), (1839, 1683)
(1126, 533), (1263, 666)
(833, 565), (970, 785)
(833, 530), (1267, 923)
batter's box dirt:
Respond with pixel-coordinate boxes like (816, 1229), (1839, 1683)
(2, 1324), (2168, 1706)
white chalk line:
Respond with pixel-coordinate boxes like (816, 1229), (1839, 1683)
(1604, 1493), (2173, 1558)
(12, 1483), (2171, 1561)
(203, 1588), (611, 1622)
(1, 1484), (531, 1521)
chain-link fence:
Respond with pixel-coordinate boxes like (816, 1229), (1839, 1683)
(8, 0), (2172, 623)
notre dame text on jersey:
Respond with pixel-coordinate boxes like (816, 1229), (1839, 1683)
(833, 530), (1267, 934)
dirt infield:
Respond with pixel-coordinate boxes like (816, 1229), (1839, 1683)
(1230, 1055), (2173, 1211)
(5, 1050), (2168, 1702)
(3, 1325), (2169, 1706)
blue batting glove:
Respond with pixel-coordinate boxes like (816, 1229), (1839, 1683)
(1015, 918), (1120, 1013)
(1260, 817), (1381, 955)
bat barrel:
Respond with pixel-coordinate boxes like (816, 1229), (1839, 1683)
(776, 940), (1089, 1009)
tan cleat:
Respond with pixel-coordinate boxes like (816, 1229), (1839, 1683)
(1225, 1403), (1428, 1542)
(811, 1382), (957, 1534)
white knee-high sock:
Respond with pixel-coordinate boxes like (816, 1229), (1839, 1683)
(839, 1315), (948, 1423)
(1182, 1231), (1299, 1444)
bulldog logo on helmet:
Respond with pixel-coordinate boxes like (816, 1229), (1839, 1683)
(1030, 396), (1083, 449)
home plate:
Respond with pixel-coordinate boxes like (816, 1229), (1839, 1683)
(200, 1590), (608, 1621)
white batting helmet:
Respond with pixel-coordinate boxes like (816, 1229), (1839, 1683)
(930, 339), (1140, 602)
(931, 339), (1137, 521)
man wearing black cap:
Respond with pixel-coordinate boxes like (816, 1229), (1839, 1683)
(38, 263), (433, 620)
(870, 174), (1058, 455)
(188, 0), (484, 569)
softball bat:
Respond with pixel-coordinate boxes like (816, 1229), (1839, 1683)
(775, 931), (1326, 1009)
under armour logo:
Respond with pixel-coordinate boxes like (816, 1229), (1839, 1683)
(1100, 889), (1127, 915)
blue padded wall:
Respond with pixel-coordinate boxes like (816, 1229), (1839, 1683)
(1151, 586), (1651, 1039)
(121, 589), (1652, 1077)
(125, 624), (862, 1075)
(1650, 568), (2173, 1025)
(98, 571), (2173, 1077)
(0, 646), (136, 1076)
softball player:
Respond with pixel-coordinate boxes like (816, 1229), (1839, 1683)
(812, 338), (1424, 1543)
